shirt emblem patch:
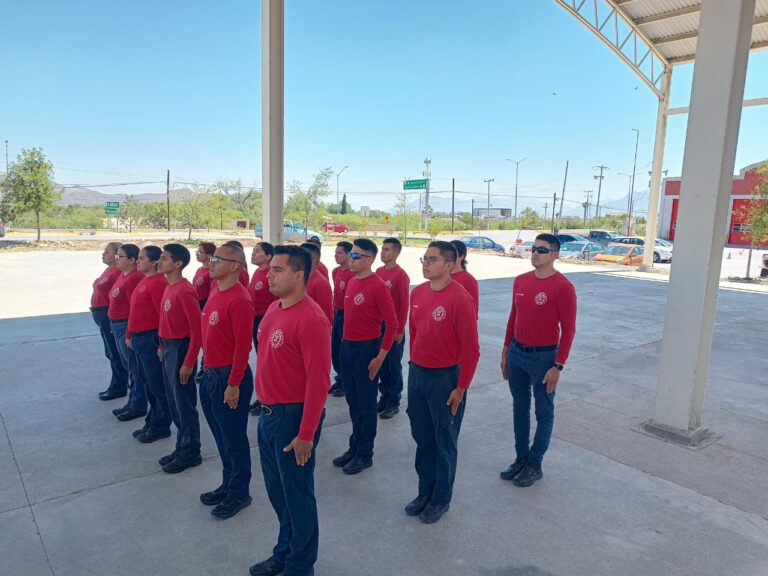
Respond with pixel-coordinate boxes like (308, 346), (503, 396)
(340, 281), (346, 290)
(163, 299), (172, 312)
(209, 311), (220, 326)
(196, 277), (204, 286)
(354, 293), (365, 305)
(535, 292), (548, 306)
(255, 281), (264, 290)
(385, 280), (393, 289)
(111, 287), (121, 297)
(432, 305), (447, 322)
(270, 328), (285, 349)
(138, 284), (146, 293)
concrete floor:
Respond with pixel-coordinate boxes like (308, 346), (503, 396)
(2, 272), (768, 576)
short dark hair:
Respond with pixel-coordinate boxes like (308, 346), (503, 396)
(142, 245), (162, 262)
(307, 237), (322, 247)
(224, 240), (244, 250)
(536, 233), (561, 251)
(336, 241), (353, 254)
(429, 241), (457, 263)
(274, 245), (312, 285)
(450, 240), (468, 270)
(301, 242), (321, 260)
(354, 238), (378, 257)
(383, 237), (402, 253)
(199, 242), (217, 256)
(257, 241), (275, 258)
(120, 243), (140, 260)
(163, 243), (191, 269)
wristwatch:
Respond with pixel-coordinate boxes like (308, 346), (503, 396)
(554, 363), (564, 371)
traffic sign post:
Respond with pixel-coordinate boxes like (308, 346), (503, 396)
(105, 201), (120, 216)
(403, 179), (428, 190)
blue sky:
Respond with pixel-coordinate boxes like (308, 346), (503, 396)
(2, 0), (767, 214)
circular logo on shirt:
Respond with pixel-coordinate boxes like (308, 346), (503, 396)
(111, 287), (121, 298)
(535, 292), (548, 306)
(354, 293), (365, 306)
(385, 280), (393, 289)
(138, 284), (146, 293)
(255, 280), (264, 290)
(196, 277), (204, 286)
(432, 305), (447, 322)
(270, 329), (285, 349)
(340, 281), (346, 290)
(163, 298), (172, 312)
(209, 311), (220, 326)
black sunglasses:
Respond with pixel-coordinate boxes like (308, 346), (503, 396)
(532, 246), (555, 254)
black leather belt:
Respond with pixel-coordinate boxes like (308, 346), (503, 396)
(261, 402), (303, 415)
(511, 339), (557, 353)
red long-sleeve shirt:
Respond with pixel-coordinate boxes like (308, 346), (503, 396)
(201, 283), (254, 386)
(239, 266), (249, 288)
(504, 271), (577, 365)
(255, 297), (331, 441)
(376, 265), (410, 334)
(343, 274), (398, 351)
(409, 280), (480, 389)
(248, 266), (278, 317)
(108, 270), (143, 321)
(332, 266), (354, 311)
(306, 272), (334, 326)
(91, 267), (121, 308)
(451, 269), (479, 316)
(317, 261), (330, 282)
(128, 274), (168, 333)
(193, 267), (212, 302)
(159, 278), (203, 367)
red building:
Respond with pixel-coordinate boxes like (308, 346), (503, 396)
(660, 161), (767, 246)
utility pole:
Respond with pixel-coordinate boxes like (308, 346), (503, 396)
(483, 178), (495, 231)
(166, 170), (171, 231)
(557, 161), (568, 233)
(593, 164), (608, 220)
(335, 165), (349, 217)
(471, 198), (475, 230)
(506, 157), (528, 226)
(551, 193), (558, 232)
(582, 190), (592, 224)
(543, 201), (548, 220)
(423, 157), (431, 231)
(628, 129), (640, 235)
(450, 178), (455, 234)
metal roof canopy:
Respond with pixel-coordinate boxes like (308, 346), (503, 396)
(554, 0), (768, 98)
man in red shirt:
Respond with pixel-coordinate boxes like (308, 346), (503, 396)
(330, 241), (353, 397)
(157, 244), (203, 474)
(199, 244), (255, 519)
(248, 241), (278, 416)
(376, 237), (410, 419)
(224, 240), (250, 287)
(501, 233), (576, 487)
(91, 242), (127, 401)
(307, 236), (330, 281)
(249, 246), (330, 576)
(108, 244), (146, 421)
(193, 242), (217, 310)
(127, 246), (172, 443)
(333, 238), (398, 475)
(301, 242), (334, 326)
(406, 241), (479, 524)
(450, 239), (480, 317)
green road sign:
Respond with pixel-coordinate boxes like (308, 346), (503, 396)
(105, 201), (120, 215)
(403, 179), (428, 190)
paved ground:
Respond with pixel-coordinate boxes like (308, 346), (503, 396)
(1, 255), (768, 576)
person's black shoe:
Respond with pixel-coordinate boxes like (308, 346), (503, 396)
(342, 456), (372, 475)
(380, 406), (400, 420)
(405, 495), (430, 517)
(112, 404), (130, 416)
(132, 425), (149, 438)
(99, 389), (126, 401)
(328, 381), (342, 395)
(136, 430), (171, 444)
(200, 486), (228, 506)
(376, 397), (387, 413)
(500, 457), (528, 481)
(331, 386), (345, 397)
(162, 455), (202, 474)
(158, 450), (179, 466)
(116, 409), (147, 422)
(512, 463), (543, 487)
(211, 495), (252, 519)
(249, 557), (285, 576)
(332, 450), (354, 468)
(419, 503), (450, 524)
(249, 400), (262, 416)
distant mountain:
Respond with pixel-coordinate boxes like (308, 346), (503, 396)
(57, 185), (189, 206)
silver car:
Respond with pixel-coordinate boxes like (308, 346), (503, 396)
(559, 241), (604, 261)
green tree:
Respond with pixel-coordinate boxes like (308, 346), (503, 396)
(340, 193), (348, 215)
(177, 185), (211, 240)
(0, 147), (60, 241)
(285, 168), (333, 239)
(143, 202), (171, 229)
(118, 195), (144, 232)
(518, 207), (543, 229)
(735, 165), (768, 279)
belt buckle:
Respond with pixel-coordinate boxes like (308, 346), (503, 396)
(262, 405), (273, 416)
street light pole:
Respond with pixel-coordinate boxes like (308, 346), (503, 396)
(628, 129), (640, 234)
(506, 157), (527, 226)
(335, 165), (348, 217)
(483, 178), (494, 231)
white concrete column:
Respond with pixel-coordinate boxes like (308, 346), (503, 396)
(648, 0), (755, 441)
(640, 69), (671, 271)
(262, 0), (284, 244)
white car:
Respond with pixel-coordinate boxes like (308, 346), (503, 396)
(511, 241), (534, 258)
(613, 236), (673, 263)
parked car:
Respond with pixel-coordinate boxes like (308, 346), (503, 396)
(255, 220), (324, 243)
(559, 241), (604, 261)
(322, 221), (349, 233)
(595, 243), (645, 266)
(613, 236), (673, 263)
(0, 217), (5, 238)
(587, 229), (622, 247)
(458, 236), (506, 253)
(556, 233), (590, 245)
(512, 240), (535, 258)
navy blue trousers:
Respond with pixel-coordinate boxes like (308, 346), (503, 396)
(407, 363), (465, 506)
(341, 338), (381, 460)
(132, 330), (172, 434)
(331, 310), (344, 385)
(111, 320), (148, 413)
(160, 338), (200, 460)
(378, 336), (404, 408)
(90, 307), (127, 394)
(258, 405), (324, 576)
(200, 365), (253, 498)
